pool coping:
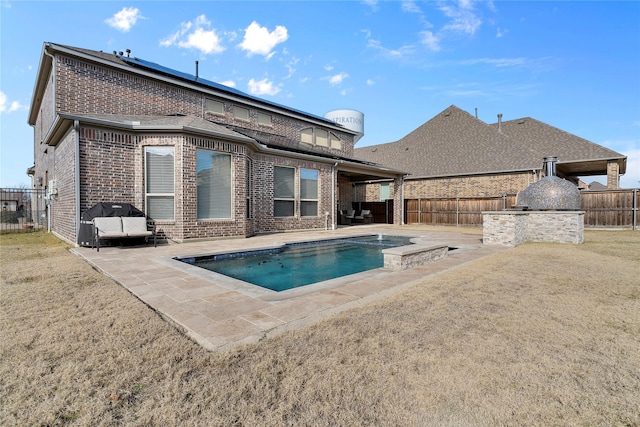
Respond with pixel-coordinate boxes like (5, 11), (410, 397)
(71, 225), (507, 352)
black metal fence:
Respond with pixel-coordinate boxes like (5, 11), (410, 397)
(0, 188), (47, 233)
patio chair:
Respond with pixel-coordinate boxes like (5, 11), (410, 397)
(354, 209), (373, 224)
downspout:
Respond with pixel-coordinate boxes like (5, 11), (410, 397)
(74, 120), (81, 244)
(633, 188), (637, 231)
(43, 46), (56, 233)
(331, 162), (338, 230)
(401, 175), (406, 225)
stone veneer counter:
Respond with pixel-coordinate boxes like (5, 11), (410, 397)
(482, 211), (584, 247)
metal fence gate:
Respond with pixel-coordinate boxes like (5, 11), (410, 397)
(0, 188), (47, 233)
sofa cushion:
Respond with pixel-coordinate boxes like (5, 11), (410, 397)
(121, 217), (152, 237)
(94, 217), (126, 237)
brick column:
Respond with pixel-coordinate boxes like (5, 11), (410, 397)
(607, 161), (620, 189)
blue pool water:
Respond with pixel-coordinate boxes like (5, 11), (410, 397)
(176, 235), (413, 292)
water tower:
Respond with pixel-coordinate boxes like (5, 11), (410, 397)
(324, 109), (364, 143)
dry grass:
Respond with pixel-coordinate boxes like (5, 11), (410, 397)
(1, 229), (639, 426)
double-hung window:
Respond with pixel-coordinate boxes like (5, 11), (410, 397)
(145, 146), (175, 220)
(197, 150), (232, 220)
(274, 166), (295, 217)
(300, 169), (319, 217)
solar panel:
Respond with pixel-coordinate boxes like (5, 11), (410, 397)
(118, 56), (337, 126)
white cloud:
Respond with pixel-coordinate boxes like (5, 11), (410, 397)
(239, 21), (288, 57)
(402, 0), (421, 14)
(457, 57), (526, 68)
(420, 31), (441, 52)
(161, 15), (225, 55)
(220, 80), (236, 88)
(284, 57), (299, 79)
(324, 64), (334, 71)
(367, 38), (416, 58)
(247, 78), (280, 96)
(0, 91), (24, 114)
(362, 0), (378, 11)
(105, 7), (142, 32)
(329, 72), (349, 85)
(366, 79), (375, 86)
(439, 0), (482, 35)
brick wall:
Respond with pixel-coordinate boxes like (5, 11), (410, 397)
(354, 171), (536, 204)
(50, 131), (77, 243)
(32, 51), (363, 242)
(54, 53), (354, 158)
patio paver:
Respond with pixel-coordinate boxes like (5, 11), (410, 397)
(72, 225), (506, 351)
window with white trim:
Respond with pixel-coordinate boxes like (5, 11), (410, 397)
(274, 166), (295, 217)
(197, 150), (232, 220)
(300, 169), (319, 217)
(145, 146), (174, 220)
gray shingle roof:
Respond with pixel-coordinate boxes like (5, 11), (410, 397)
(354, 105), (626, 178)
(490, 117), (625, 173)
(59, 113), (254, 142)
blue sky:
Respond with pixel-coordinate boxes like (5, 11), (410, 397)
(1, 0), (639, 188)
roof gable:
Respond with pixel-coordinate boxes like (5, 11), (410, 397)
(355, 105), (539, 177)
(490, 117), (625, 164)
(355, 105), (627, 178)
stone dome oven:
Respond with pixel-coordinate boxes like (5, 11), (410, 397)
(516, 156), (581, 210)
(483, 156), (585, 246)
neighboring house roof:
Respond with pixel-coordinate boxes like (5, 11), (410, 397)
(587, 181), (608, 191)
(354, 105), (626, 179)
(354, 105), (539, 179)
(489, 117), (626, 176)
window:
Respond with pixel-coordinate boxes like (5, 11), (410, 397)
(234, 106), (249, 121)
(274, 166), (295, 217)
(315, 129), (328, 147)
(330, 133), (342, 150)
(300, 169), (319, 217)
(197, 150), (232, 219)
(205, 99), (224, 115)
(246, 159), (253, 219)
(257, 112), (272, 126)
(300, 127), (341, 149)
(380, 183), (390, 201)
(145, 147), (174, 220)
(300, 128), (313, 145)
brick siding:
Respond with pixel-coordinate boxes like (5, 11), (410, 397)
(33, 50), (362, 242)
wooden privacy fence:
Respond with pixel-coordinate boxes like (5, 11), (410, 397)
(405, 189), (639, 229)
(405, 195), (517, 227)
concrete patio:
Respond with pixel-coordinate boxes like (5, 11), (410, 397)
(72, 224), (506, 352)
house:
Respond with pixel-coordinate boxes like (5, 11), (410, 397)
(27, 43), (405, 245)
(353, 105), (626, 202)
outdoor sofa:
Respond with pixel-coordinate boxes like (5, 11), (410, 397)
(92, 216), (156, 251)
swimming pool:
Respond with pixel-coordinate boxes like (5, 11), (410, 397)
(176, 234), (413, 292)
